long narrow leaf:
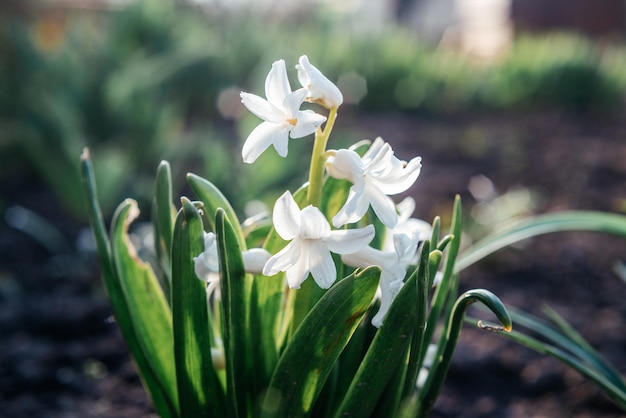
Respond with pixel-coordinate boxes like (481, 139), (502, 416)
(153, 160), (175, 299)
(480, 323), (626, 410)
(261, 267), (380, 418)
(403, 242), (431, 398)
(421, 195), (462, 362)
(172, 198), (226, 417)
(80, 150), (178, 418)
(216, 208), (251, 418)
(110, 199), (180, 415)
(456, 211), (626, 272)
(505, 306), (626, 392)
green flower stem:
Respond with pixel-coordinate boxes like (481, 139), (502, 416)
(307, 107), (338, 207)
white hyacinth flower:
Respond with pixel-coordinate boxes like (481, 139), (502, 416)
(263, 191), (375, 289)
(194, 231), (271, 297)
(240, 59), (327, 164)
(342, 232), (420, 327)
(383, 196), (432, 254)
(326, 137), (422, 229)
(296, 55), (343, 109)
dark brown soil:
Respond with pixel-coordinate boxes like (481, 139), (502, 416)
(1, 108), (625, 417)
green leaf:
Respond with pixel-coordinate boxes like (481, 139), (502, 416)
(80, 150), (178, 418)
(420, 195), (463, 363)
(153, 160), (175, 299)
(418, 289), (512, 415)
(110, 199), (180, 416)
(261, 267), (380, 418)
(187, 172), (246, 248)
(456, 211), (626, 273)
(216, 208), (251, 418)
(172, 197), (226, 417)
(429, 216), (441, 248)
(334, 264), (423, 418)
(403, 242), (431, 399)
(506, 306), (626, 393)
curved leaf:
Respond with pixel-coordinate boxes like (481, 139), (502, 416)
(110, 199), (179, 415)
(456, 211), (626, 272)
(418, 289), (512, 414)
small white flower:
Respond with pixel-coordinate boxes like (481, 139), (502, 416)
(383, 197), (432, 254)
(263, 191), (375, 289)
(194, 231), (271, 297)
(240, 60), (327, 164)
(194, 232), (221, 296)
(342, 232), (420, 327)
(326, 137), (422, 229)
(296, 55), (343, 109)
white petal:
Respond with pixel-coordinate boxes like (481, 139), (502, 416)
(393, 233), (418, 266)
(326, 149), (363, 182)
(242, 122), (290, 164)
(308, 241), (337, 289)
(372, 276), (404, 327)
(362, 137), (386, 165)
(373, 156), (422, 195)
(325, 224), (375, 254)
(296, 57), (311, 90)
(290, 110), (326, 138)
(242, 248), (271, 274)
(282, 88), (308, 117)
(367, 186), (398, 228)
(299, 205), (330, 240)
(396, 197), (416, 223)
(403, 218), (433, 242)
(240, 92), (286, 124)
(263, 239), (301, 276)
(341, 246), (391, 269)
(272, 191), (301, 240)
(265, 59), (291, 107)
(332, 184), (369, 227)
(296, 55), (343, 108)
(194, 255), (217, 283)
(363, 140), (392, 172)
(200, 232), (220, 271)
(284, 240), (310, 288)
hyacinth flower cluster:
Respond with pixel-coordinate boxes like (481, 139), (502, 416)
(194, 55), (427, 328)
(81, 55), (626, 418)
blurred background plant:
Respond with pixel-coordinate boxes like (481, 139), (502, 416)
(2, 0), (626, 220)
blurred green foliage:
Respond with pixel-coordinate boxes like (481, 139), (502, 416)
(1, 0), (626, 219)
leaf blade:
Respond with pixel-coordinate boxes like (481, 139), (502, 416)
(172, 198), (226, 417)
(262, 267), (380, 418)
